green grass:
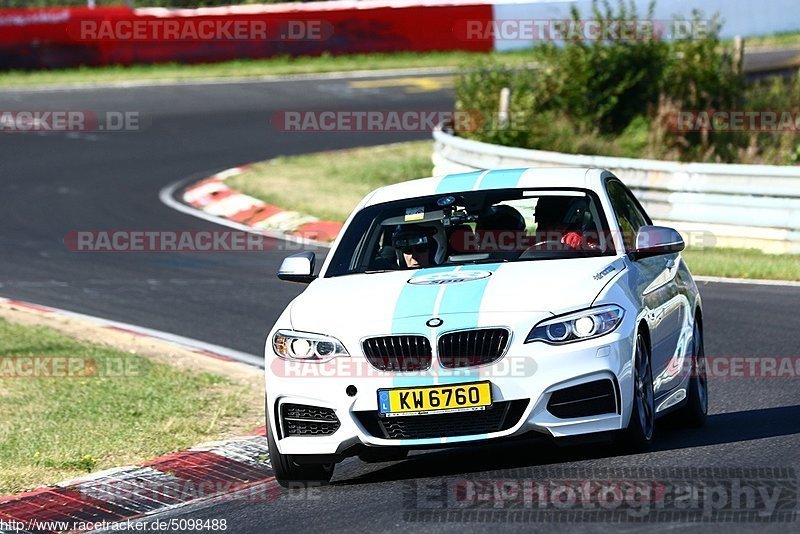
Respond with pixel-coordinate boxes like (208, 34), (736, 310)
(228, 141), (434, 222)
(0, 50), (535, 89)
(0, 319), (261, 494)
(682, 247), (800, 281)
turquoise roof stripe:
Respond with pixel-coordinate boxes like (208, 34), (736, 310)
(434, 169), (526, 195)
(478, 168), (527, 190)
(434, 171), (483, 194)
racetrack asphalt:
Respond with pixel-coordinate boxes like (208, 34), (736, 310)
(1, 73), (799, 533)
(0, 73), (439, 354)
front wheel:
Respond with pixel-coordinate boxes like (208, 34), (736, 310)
(621, 332), (656, 450)
(674, 320), (708, 427)
(266, 416), (335, 488)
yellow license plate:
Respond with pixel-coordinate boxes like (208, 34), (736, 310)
(378, 382), (492, 416)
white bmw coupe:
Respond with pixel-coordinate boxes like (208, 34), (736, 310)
(265, 167), (707, 485)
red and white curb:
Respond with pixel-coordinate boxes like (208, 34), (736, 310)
(0, 298), (273, 533)
(0, 433), (276, 534)
(180, 165), (343, 244)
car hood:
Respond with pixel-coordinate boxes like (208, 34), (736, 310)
(289, 257), (625, 333)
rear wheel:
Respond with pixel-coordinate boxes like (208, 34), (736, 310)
(674, 320), (708, 427)
(622, 332), (655, 449)
(266, 414), (335, 488)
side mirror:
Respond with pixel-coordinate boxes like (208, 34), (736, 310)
(277, 251), (316, 283)
(630, 225), (685, 260)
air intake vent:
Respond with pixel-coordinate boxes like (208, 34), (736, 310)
(281, 403), (340, 436)
(362, 335), (432, 372)
(354, 400), (529, 440)
(438, 328), (510, 368)
(546, 379), (619, 419)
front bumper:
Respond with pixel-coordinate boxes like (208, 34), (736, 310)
(265, 320), (636, 456)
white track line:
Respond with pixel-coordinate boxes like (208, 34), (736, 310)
(0, 296), (264, 368)
(3, 171), (335, 374)
(3, 65), (461, 93)
(694, 275), (800, 288)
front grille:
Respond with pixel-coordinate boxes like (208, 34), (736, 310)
(438, 328), (510, 368)
(281, 403), (340, 436)
(354, 400), (529, 440)
(362, 335), (432, 372)
(546, 379), (618, 419)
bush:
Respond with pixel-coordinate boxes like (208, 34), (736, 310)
(653, 10), (745, 162)
(541, 1), (671, 133)
(453, 0), (794, 164)
(741, 76), (800, 164)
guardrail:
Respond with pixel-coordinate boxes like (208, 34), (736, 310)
(432, 128), (800, 253)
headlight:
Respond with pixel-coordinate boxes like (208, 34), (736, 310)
(272, 330), (349, 361)
(525, 305), (624, 344)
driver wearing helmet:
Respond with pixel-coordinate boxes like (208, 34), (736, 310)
(534, 196), (596, 251)
(475, 204), (527, 254)
(392, 224), (445, 268)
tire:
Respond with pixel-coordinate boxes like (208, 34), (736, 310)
(622, 332), (656, 450)
(266, 414), (335, 488)
(674, 320), (708, 427)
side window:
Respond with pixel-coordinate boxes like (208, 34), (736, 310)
(607, 180), (648, 251)
(623, 186), (651, 228)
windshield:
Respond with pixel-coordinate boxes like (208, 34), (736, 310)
(325, 188), (615, 277)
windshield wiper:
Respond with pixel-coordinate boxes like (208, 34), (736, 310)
(458, 258), (509, 265)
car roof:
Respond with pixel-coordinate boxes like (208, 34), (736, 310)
(362, 167), (610, 207)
